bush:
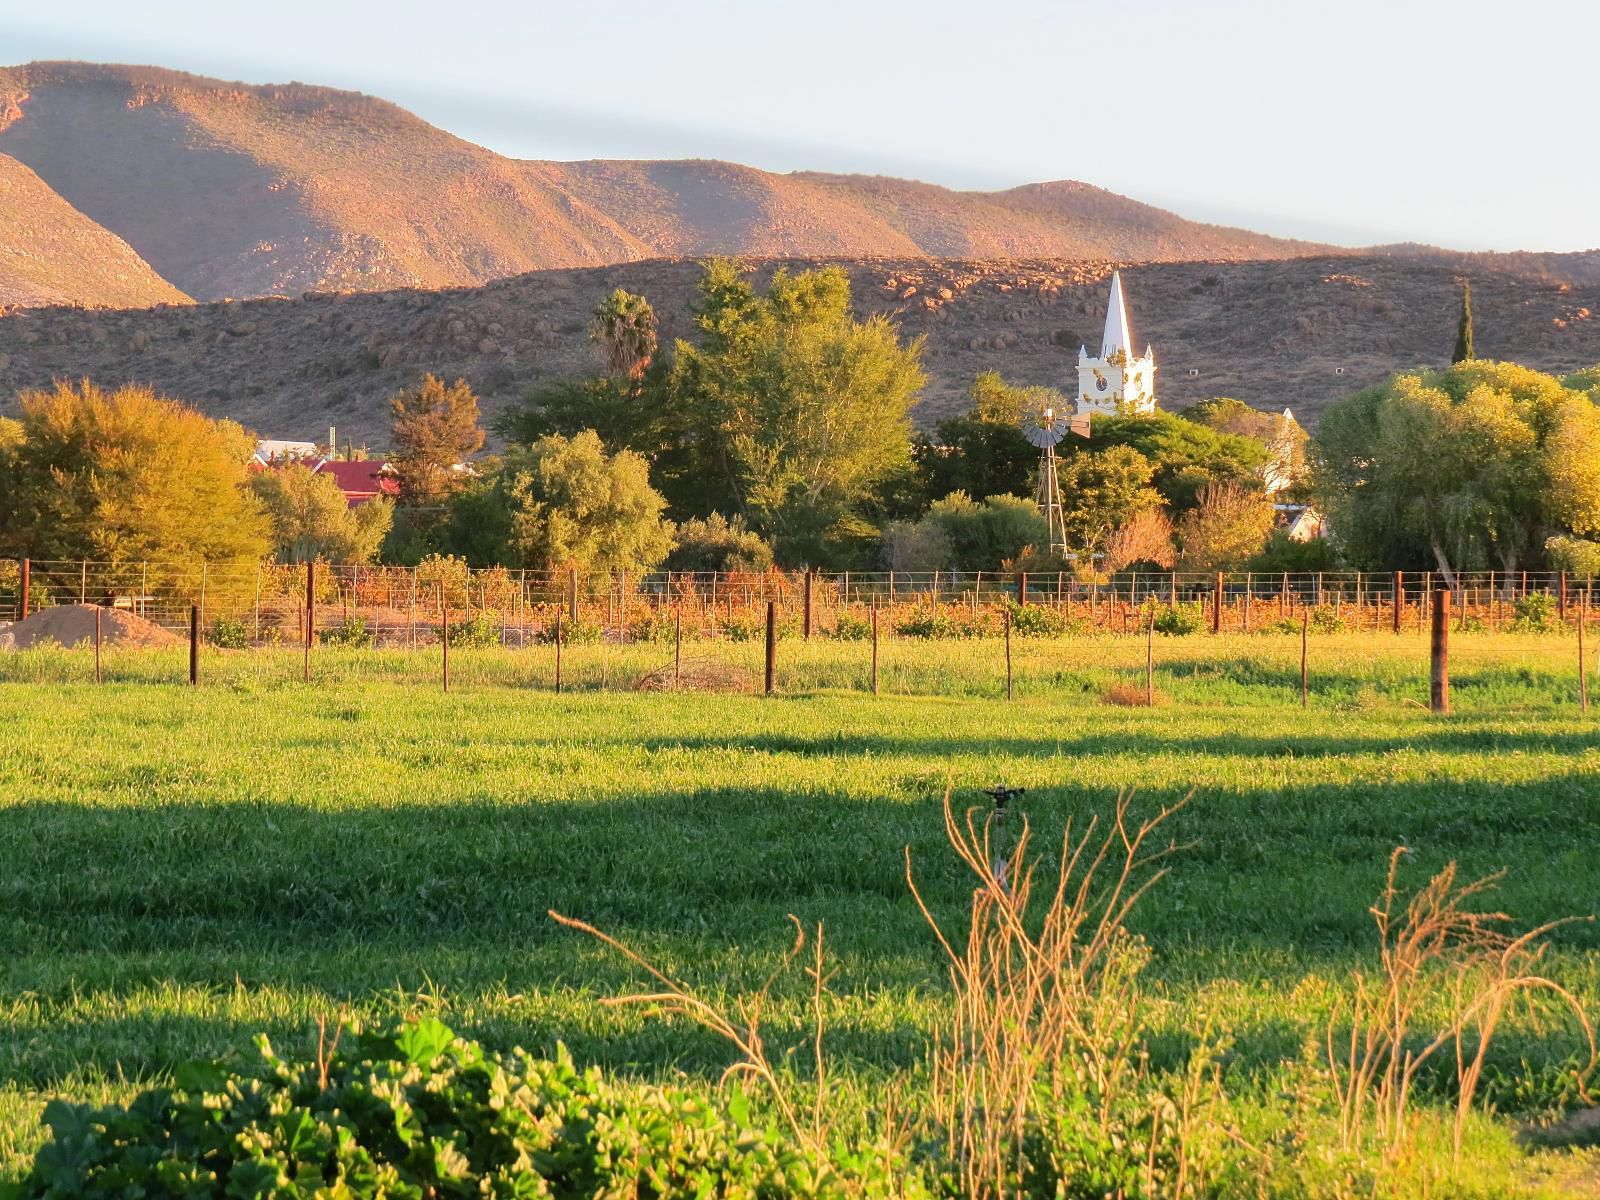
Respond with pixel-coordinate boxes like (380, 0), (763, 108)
(318, 615), (374, 648)
(206, 615), (250, 649)
(1146, 601), (1203, 636)
(1511, 591), (1558, 633)
(443, 611), (502, 648)
(626, 607), (681, 643)
(1004, 600), (1086, 638)
(534, 616), (603, 645)
(720, 612), (765, 642)
(830, 612), (872, 641)
(1308, 605), (1345, 634)
(8, 1018), (901, 1200)
(894, 608), (965, 639)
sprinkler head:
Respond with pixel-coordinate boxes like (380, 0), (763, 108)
(983, 785), (1026, 816)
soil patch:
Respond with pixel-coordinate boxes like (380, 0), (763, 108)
(6, 603), (180, 650)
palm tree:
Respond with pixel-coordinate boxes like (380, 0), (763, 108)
(590, 289), (658, 383)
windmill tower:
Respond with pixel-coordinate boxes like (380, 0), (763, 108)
(1022, 405), (1069, 555)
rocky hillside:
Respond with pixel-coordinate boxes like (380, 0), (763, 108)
(2, 255), (1595, 443)
(0, 61), (1334, 304)
(0, 152), (189, 308)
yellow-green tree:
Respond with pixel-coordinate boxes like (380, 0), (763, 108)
(1176, 481), (1275, 570)
(1313, 361), (1600, 578)
(0, 380), (269, 567)
(389, 375), (485, 505)
(249, 463), (393, 564)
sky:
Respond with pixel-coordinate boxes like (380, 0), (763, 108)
(6, 1), (1594, 252)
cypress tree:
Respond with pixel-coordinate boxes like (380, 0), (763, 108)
(1452, 280), (1475, 363)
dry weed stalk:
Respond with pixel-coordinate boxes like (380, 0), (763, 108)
(1329, 847), (1596, 1163)
(548, 909), (821, 1153)
(905, 787), (1192, 1197)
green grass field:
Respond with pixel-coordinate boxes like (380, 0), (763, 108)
(1, 632), (1598, 1194)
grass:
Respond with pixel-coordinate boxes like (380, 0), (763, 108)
(0, 632), (1598, 1193)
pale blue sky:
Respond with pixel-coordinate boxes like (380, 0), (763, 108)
(7, 1), (1593, 251)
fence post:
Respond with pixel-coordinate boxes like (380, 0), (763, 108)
(253, 563), (262, 642)
(1559, 571), (1569, 623)
(304, 561), (315, 684)
(1580, 592), (1590, 713)
(764, 600), (777, 696)
(871, 601), (880, 696)
(1212, 571), (1223, 634)
(1017, 571), (1027, 607)
(80, 559), (87, 605)
(440, 588), (450, 693)
(1004, 606), (1013, 701)
(1300, 610), (1309, 709)
(568, 568), (579, 626)
(1243, 571), (1252, 632)
(19, 558), (28, 620)
(1145, 610), (1155, 705)
(803, 571), (814, 641)
(189, 605), (199, 686)
(1430, 588), (1451, 714)
(95, 606), (102, 684)
(674, 607), (682, 689)
(554, 610), (563, 694)
(1393, 571), (1403, 634)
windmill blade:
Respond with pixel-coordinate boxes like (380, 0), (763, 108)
(1023, 422), (1066, 448)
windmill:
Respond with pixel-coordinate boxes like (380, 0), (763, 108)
(1021, 404), (1088, 555)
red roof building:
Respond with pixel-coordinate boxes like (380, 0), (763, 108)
(313, 459), (401, 508)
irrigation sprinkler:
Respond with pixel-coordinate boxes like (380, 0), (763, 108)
(983, 785), (1027, 891)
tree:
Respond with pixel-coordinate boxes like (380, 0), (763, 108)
(1104, 509), (1176, 573)
(1058, 445), (1163, 559)
(463, 431), (673, 575)
(389, 375), (485, 505)
(911, 373), (1059, 505)
(1312, 361), (1600, 579)
(250, 463), (393, 563)
(882, 492), (1048, 571)
(591, 289), (658, 383)
(1453, 280), (1475, 364)
(1090, 411), (1269, 511)
(665, 513), (773, 573)
(1176, 481), (1275, 570)
(0, 380), (269, 569)
(669, 260), (925, 564)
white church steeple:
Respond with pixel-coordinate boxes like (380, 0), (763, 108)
(1076, 270), (1157, 417)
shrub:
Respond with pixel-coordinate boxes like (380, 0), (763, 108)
(1511, 591), (1558, 633)
(318, 615), (374, 648)
(1146, 600), (1203, 636)
(8, 1019), (889, 1199)
(1308, 605), (1346, 633)
(829, 612), (872, 641)
(206, 615), (250, 649)
(626, 607), (681, 643)
(720, 612), (765, 642)
(1004, 600), (1086, 638)
(534, 616), (603, 645)
(894, 608), (964, 639)
(443, 611), (502, 648)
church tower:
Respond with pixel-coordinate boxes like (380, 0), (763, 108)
(1076, 271), (1157, 416)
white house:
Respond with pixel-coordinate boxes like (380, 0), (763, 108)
(1076, 271), (1157, 417)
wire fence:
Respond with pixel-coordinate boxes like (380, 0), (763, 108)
(0, 559), (1595, 642)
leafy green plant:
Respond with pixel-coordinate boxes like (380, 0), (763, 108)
(893, 608), (964, 639)
(720, 612), (765, 642)
(1309, 605), (1346, 634)
(1004, 600), (1086, 638)
(8, 1018), (899, 1199)
(1147, 601), (1203, 636)
(1511, 591), (1558, 633)
(533, 616), (603, 645)
(829, 612), (872, 641)
(443, 611), (502, 648)
(206, 615), (250, 649)
(318, 616), (373, 648)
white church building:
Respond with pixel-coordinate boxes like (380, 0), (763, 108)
(1076, 271), (1158, 417)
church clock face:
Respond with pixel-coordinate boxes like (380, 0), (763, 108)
(1095, 375), (1107, 392)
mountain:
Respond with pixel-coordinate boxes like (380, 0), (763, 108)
(0, 151), (189, 308)
(2, 256), (1595, 441)
(0, 61), (1335, 305)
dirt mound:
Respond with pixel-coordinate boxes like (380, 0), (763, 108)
(6, 603), (180, 650)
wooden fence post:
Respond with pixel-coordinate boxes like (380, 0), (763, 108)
(304, 560), (315, 684)
(871, 601), (880, 696)
(1300, 610), (1309, 709)
(1212, 571), (1224, 635)
(554, 610), (563, 694)
(1017, 571), (1028, 608)
(1559, 572), (1569, 623)
(1393, 571), (1403, 634)
(803, 571), (813, 641)
(1580, 593), (1589, 713)
(95, 606), (102, 684)
(1004, 606), (1013, 701)
(440, 588), (450, 694)
(1430, 588), (1451, 714)
(19, 558), (28, 620)
(1145, 610), (1155, 705)
(189, 605), (199, 686)
(568, 568), (579, 626)
(764, 600), (777, 696)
